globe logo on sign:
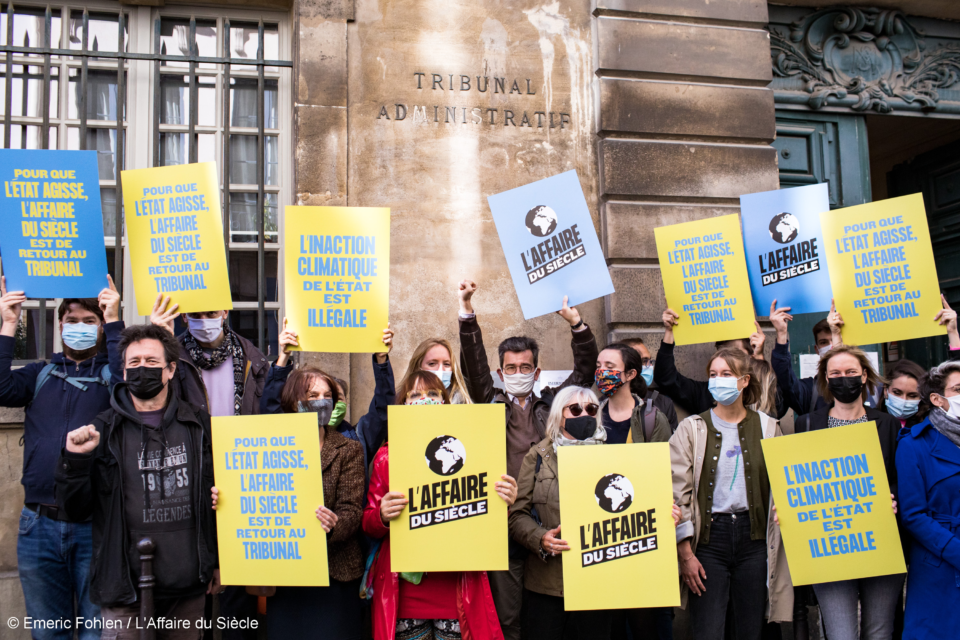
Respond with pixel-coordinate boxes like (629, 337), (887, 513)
(524, 205), (558, 237)
(768, 212), (800, 244)
(424, 436), (466, 476)
(595, 473), (634, 513)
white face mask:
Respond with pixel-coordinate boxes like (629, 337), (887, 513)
(943, 394), (960, 420)
(187, 316), (224, 343)
(503, 371), (536, 397)
(817, 345), (831, 358)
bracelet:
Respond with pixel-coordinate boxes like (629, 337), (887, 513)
(571, 319), (584, 330)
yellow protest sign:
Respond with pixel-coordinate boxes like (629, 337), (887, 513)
(820, 193), (944, 345)
(387, 404), (508, 573)
(121, 162), (232, 315)
(284, 206), (390, 353)
(557, 444), (679, 611)
(761, 421), (905, 586)
(654, 214), (755, 345)
(212, 413), (328, 587)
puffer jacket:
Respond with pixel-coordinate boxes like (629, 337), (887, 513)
(669, 411), (793, 622)
(362, 445), (502, 640)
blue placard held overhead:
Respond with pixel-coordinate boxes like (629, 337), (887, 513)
(487, 171), (615, 319)
(740, 183), (832, 315)
(0, 150), (108, 298)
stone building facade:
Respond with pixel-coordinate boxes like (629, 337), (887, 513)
(2, 0), (960, 636)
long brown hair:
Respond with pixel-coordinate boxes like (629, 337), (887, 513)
(280, 367), (340, 413)
(750, 358), (779, 416)
(400, 337), (472, 403)
(705, 348), (761, 408)
(816, 345), (885, 403)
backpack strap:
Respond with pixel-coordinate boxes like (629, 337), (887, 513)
(33, 362), (111, 400)
(642, 399), (657, 442)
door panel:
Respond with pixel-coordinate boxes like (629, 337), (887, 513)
(774, 111), (875, 375)
(888, 142), (960, 369)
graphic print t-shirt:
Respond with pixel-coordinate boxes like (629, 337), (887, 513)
(709, 411), (749, 514)
(122, 409), (202, 598)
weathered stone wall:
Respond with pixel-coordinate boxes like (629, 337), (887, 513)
(296, 0), (604, 413)
(596, 0), (780, 374)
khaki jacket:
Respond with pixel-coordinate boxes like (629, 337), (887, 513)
(509, 437), (564, 597)
(669, 411), (794, 623)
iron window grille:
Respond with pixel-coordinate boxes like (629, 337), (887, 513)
(0, 3), (290, 361)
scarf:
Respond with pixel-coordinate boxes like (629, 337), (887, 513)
(553, 426), (607, 453)
(183, 329), (245, 416)
(929, 407), (960, 449)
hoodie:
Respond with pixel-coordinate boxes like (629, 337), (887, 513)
(55, 380), (217, 606)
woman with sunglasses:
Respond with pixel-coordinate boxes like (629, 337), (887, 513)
(511, 385), (681, 640)
(363, 370), (517, 640)
(670, 348), (792, 640)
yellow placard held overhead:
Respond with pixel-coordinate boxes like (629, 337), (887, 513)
(284, 206), (390, 353)
(212, 413), (329, 587)
(558, 444), (679, 611)
(387, 404), (508, 573)
(761, 422), (905, 586)
(121, 162), (232, 315)
(654, 214), (755, 345)
(820, 193), (944, 345)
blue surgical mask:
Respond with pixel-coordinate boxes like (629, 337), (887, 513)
(641, 366), (654, 386)
(426, 369), (453, 389)
(61, 323), (99, 350)
(885, 395), (919, 419)
(708, 377), (742, 406)
(187, 316), (224, 343)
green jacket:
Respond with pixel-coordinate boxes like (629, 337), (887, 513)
(598, 394), (671, 444)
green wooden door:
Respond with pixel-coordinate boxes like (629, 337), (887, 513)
(772, 111), (875, 374)
(887, 142), (960, 369)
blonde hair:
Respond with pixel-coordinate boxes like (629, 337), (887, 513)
(750, 359), (779, 416)
(545, 386), (602, 442)
(817, 345), (885, 403)
(400, 337), (473, 404)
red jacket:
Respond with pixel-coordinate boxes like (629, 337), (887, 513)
(362, 445), (504, 640)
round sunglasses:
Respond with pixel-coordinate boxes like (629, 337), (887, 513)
(565, 402), (599, 417)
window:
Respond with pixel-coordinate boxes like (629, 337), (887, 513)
(0, 2), (291, 361)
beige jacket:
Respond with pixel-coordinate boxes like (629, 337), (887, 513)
(669, 411), (794, 623)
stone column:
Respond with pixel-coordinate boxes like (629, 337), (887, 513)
(596, 0), (779, 376)
(293, 0), (353, 390)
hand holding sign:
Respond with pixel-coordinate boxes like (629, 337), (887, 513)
(0, 277), (26, 338)
(828, 298), (845, 348)
(376, 323), (394, 364)
(541, 525), (570, 556)
(315, 505), (339, 533)
(769, 300), (794, 345)
(380, 491), (408, 524)
(749, 320), (766, 360)
(150, 294), (179, 336)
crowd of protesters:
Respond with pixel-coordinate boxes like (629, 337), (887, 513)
(4, 272), (960, 640)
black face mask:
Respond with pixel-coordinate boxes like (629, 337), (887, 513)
(828, 376), (863, 404)
(565, 416), (597, 441)
(126, 366), (167, 400)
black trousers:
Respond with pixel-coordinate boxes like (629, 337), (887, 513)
(688, 513), (767, 640)
(610, 607), (673, 640)
(267, 578), (362, 640)
(523, 589), (612, 640)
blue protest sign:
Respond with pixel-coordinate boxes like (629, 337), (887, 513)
(487, 171), (614, 319)
(0, 150), (108, 298)
(740, 183), (832, 315)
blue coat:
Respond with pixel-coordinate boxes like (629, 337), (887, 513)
(896, 417), (960, 639)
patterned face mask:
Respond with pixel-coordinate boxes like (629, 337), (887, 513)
(407, 396), (443, 406)
(595, 369), (626, 398)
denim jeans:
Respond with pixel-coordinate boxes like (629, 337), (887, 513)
(688, 513), (767, 640)
(812, 573), (905, 640)
(17, 506), (101, 640)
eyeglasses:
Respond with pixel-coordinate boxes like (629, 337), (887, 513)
(565, 402), (599, 417)
(641, 358), (655, 368)
(502, 364), (536, 375)
(404, 389), (443, 403)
